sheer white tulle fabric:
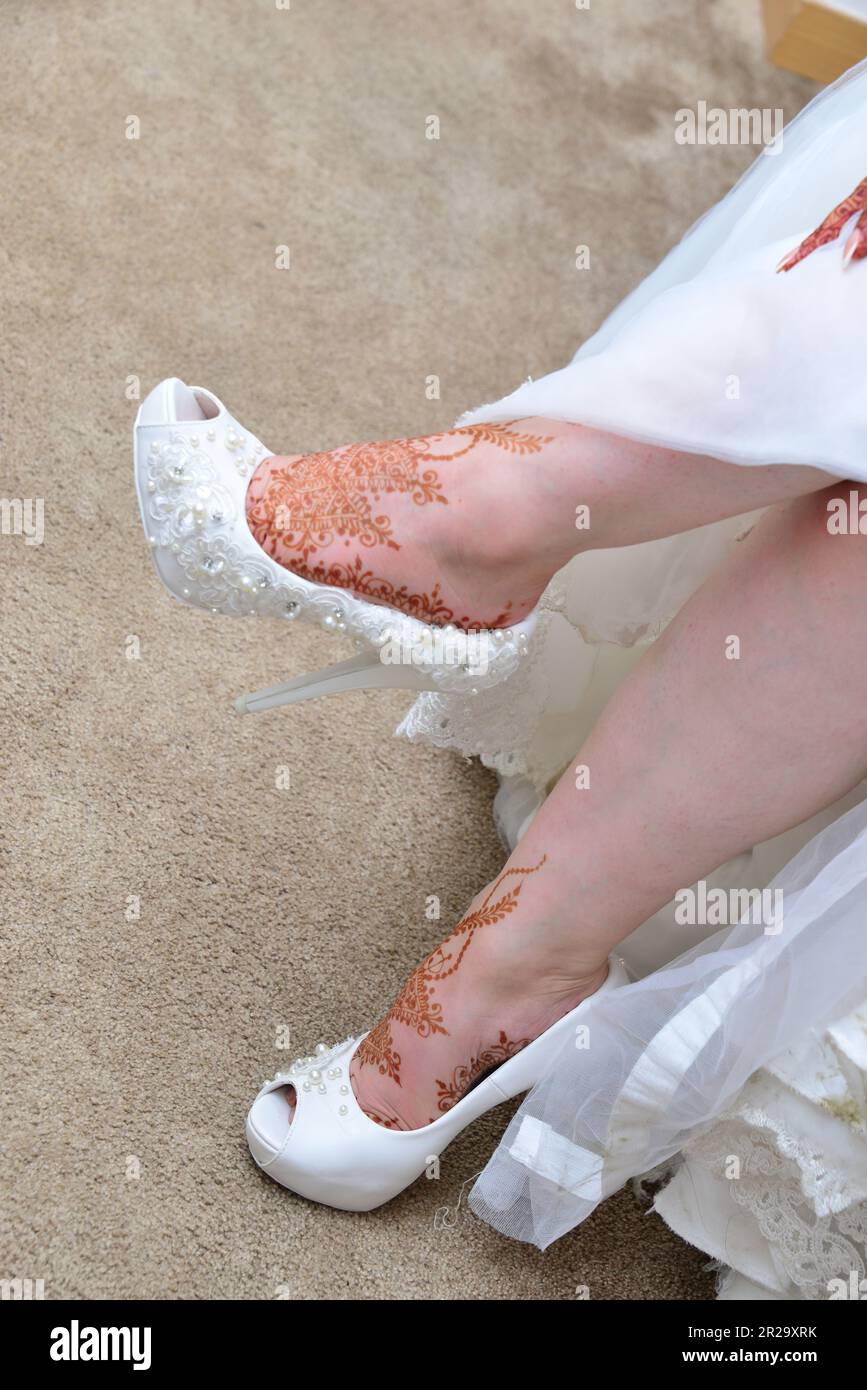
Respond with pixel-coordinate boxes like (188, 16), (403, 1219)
(397, 60), (867, 1253)
(470, 801), (867, 1250)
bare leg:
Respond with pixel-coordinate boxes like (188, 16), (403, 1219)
(245, 423), (837, 628)
(338, 482), (867, 1128)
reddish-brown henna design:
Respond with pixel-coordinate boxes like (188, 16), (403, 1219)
(284, 553), (513, 628)
(355, 961), (448, 1085)
(358, 1105), (403, 1130)
(247, 437), (447, 562)
(246, 423), (553, 626)
(354, 856), (547, 1087)
(432, 1031), (531, 1116)
(777, 176), (867, 272)
(430, 422), (554, 461)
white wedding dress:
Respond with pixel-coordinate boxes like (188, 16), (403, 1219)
(398, 61), (867, 1297)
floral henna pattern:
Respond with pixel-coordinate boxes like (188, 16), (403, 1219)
(286, 553), (513, 628)
(356, 960), (449, 1085)
(777, 176), (867, 273)
(430, 422), (554, 461)
(354, 855), (547, 1087)
(358, 1104), (403, 1130)
(245, 423), (553, 624)
(246, 425), (553, 558)
(423, 858), (548, 985)
(354, 1021), (402, 1086)
(248, 424), (554, 562)
(432, 1031), (531, 1115)
(247, 436), (447, 562)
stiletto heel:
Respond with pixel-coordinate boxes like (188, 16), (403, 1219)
(134, 377), (538, 711)
(235, 650), (440, 714)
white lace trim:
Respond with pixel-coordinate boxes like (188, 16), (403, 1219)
(686, 1121), (867, 1299)
(395, 607), (553, 778)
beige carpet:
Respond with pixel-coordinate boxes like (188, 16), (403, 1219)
(1, 0), (816, 1300)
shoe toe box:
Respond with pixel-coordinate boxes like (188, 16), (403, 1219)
(246, 1087), (293, 1167)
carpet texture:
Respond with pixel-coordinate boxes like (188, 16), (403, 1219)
(1, 0), (816, 1299)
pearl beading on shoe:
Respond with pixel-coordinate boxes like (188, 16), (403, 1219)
(141, 416), (530, 692)
(144, 430), (314, 620)
(259, 1036), (359, 1106)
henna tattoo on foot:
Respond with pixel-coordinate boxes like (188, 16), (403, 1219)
(279, 552), (513, 628)
(354, 855), (547, 1087)
(246, 436), (447, 562)
(430, 422), (554, 461)
(358, 1105), (404, 1130)
(432, 1030), (531, 1116)
(245, 423), (554, 626)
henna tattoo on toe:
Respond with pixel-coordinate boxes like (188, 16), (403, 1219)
(354, 855), (547, 1087)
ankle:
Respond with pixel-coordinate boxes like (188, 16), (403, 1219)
(469, 918), (610, 1010)
(350, 958), (611, 1133)
(439, 466), (571, 623)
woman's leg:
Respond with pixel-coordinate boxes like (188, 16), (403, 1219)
(246, 423), (838, 628)
(343, 481), (867, 1129)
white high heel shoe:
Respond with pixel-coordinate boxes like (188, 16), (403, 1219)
(246, 957), (628, 1211)
(134, 378), (537, 712)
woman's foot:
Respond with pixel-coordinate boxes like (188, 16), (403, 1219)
(245, 420), (584, 630)
(278, 855), (609, 1131)
(342, 856), (609, 1130)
